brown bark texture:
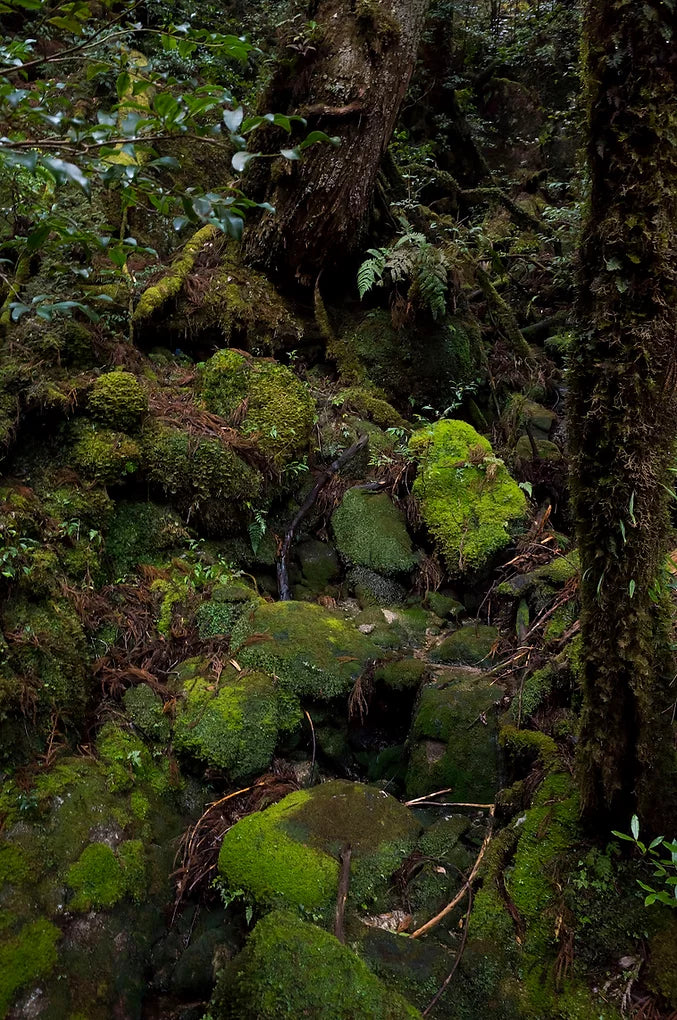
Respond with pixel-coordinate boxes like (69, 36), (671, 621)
(569, 0), (677, 832)
(243, 0), (430, 285)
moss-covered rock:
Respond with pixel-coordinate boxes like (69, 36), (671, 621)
(410, 420), (528, 575)
(337, 386), (407, 429)
(424, 591), (464, 620)
(231, 600), (380, 700)
(87, 371), (148, 430)
(123, 684), (171, 743)
(0, 918), (60, 1016)
(296, 539), (341, 592)
(68, 420), (141, 485)
(374, 658), (427, 691)
(218, 780), (421, 914)
(173, 659), (282, 779)
(211, 910), (421, 1019)
(349, 566), (408, 608)
(67, 842), (129, 911)
(202, 349), (315, 469)
(332, 488), (418, 577)
(406, 675), (500, 800)
(430, 624), (499, 666)
(105, 499), (189, 576)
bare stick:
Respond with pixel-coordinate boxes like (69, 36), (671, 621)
(410, 805), (495, 939)
(404, 788), (454, 806)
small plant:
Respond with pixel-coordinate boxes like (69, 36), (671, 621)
(612, 814), (677, 908)
(357, 231), (450, 320)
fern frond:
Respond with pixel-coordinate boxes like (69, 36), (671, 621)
(357, 247), (388, 298)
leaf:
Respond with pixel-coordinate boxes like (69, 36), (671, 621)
(232, 151), (259, 173)
(116, 71), (131, 100)
(40, 156), (91, 196)
(298, 130), (341, 150)
(629, 579), (636, 599)
(280, 147), (300, 160)
(631, 814), (640, 841)
(223, 106), (244, 133)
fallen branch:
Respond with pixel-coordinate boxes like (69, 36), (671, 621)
(410, 804), (495, 939)
(277, 435), (368, 600)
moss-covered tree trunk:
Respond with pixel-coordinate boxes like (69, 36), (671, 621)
(243, 0), (430, 286)
(569, 0), (677, 832)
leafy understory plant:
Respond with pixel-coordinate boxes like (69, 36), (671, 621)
(612, 814), (677, 908)
(357, 232), (450, 320)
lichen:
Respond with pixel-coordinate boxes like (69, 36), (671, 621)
(332, 488), (418, 577)
(410, 420), (528, 575)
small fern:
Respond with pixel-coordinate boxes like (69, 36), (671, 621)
(356, 232), (450, 319)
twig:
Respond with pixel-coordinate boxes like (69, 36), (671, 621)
(410, 805), (495, 939)
(404, 801), (495, 809)
(422, 887), (473, 1016)
(404, 788), (454, 806)
(335, 844), (352, 945)
(304, 710), (316, 771)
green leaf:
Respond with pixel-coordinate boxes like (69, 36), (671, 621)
(629, 579), (636, 599)
(116, 71), (131, 100)
(232, 151), (259, 173)
(631, 814), (640, 841)
(40, 156), (91, 196)
(223, 106), (244, 133)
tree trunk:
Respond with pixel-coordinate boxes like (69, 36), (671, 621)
(243, 0), (430, 286)
(569, 0), (677, 832)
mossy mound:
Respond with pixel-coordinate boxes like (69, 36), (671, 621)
(105, 499), (189, 577)
(514, 435), (561, 463)
(350, 566), (408, 608)
(0, 918), (60, 1017)
(231, 600), (380, 700)
(336, 386), (407, 428)
(173, 659), (281, 779)
(211, 910), (421, 1019)
(202, 349), (315, 469)
(218, 780), (421, 914)
(331, 309), (483, 412)
(424, 591), (464, 620)
(406, 675), (500, 800)
(430, 624), (499, 666)
(123, 684), (171, 743)
(140, 421), (261, 534)
(332, 488), (418, 577)
(410, 420), (528, 575)
(66, 840), (145, 911)
(296, 539), (341, 592)
(87, 371), (148, 430)
(68, 421), (141, 485)
(375, 658), (427, 691)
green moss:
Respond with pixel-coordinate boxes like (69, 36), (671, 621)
(374, 658), (427, 691)
(0, 842), (31, 884)
(423, 592), (463, 619)
(647, 921), (677, 1007)
(406, 676), (500, 800)
(211, 910), (421, 1019)
(105, 500), (189, 577)
(231, 600), (381, 700)
(87, 371), (148, 430)
(195, 598), (251, 638)
(68, 421), (141, 484)
(96, 722), (173, 795)
(0, 919), (60, 1016)
(219, 781), (420, 915)
(410, 420), (527, 575)
(202, 350), (315, 470)
(500, 725), (559, 771)
(123, 684), (171, 743)
(133, 224), (218, 322)
(514, 436), (561, 462)
(296, 540), (341, 592)
(349, 567), (408, 608)
(336, 387), (406, 429)
(67, 842), (127, 911)
(508, 664), (556, 721)
(332, 488), (417, 577)
(117, 839), (146, 903)
(430, 624), (499, 665)
(174, 661), (280, 779)
(140, 421), (261, 533)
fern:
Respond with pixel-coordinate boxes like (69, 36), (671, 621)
(357, 232), (450, 319)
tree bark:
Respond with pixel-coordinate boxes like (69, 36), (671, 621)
(243, 0), (430, 286)
(569, 0), (677, 832)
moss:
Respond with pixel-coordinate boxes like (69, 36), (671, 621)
(296, 539), (341, 592)
(423, 592), (463, 619)
(87, 371), (148, 430)
(646, 920), (677, 1007)
(1, 597), (90, 719)
(67, 842), (127, 911)
(374, 658), (427, 691)
(496, 552), (579, 602)
(0, 918), (60, 1016)
(173, 661), (280, 779)
(406, 676), (500, 800)
(105, 500), (189, 577)
(500, 725), (559, 771)
(123, 684), (171, 743)
(356, 926), (453, 1015)
(231, 600), (380, 700)
(219, 781), (420, 916)
(349, 566), (408, 608)
(195, 598), (249, 637)
(332, 488), (417, 577)
(336, 387), (406, 429)
(410, 420), (527, 575)
(508, 664), (556, 721)
(68, 420), (141, 485)
(0, 842), (31, 884)
(430, 624), (499, 665)
(211, 910), (421, 1019)
(40, 481), (113, 533)
(140, 421), (261, 533)
(133, 224), (218, 322)
(96, 722), (174, 795)
(117, 839), (146, 903)
(514, 436), (562, 462)
(202, 350), (315, 470)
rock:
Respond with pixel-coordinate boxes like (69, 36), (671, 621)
(332, 488), (418, 577)
(349, 566), (408, 607)
(423, 592), (464, 620)
(296, 539), (341, 592)
(210, 910), (422, 1019)
(218, 780), (421, 915)
(374, 658), (427, 691)
(410, 420), (528, 576)
(406, 675), (500, 800)
(231, 600), (380, 700)
(514, 435), (562, 463)
(430, 625), (499, 666)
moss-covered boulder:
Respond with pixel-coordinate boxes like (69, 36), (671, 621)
(406, 675), (500, 800)
(202, 349), (315, 469)
(0, 918), (60, 1017)
(410, 420), (528, 575)
(332, 488), (418, 577)
(211, 910), (421, 1019)
(349, 566), (408, 608)
(68, 420), (142, 485)
(430, 624), (499, 666)
(105, 499), (189, 576)
(296, 538), (341, 592)
(375, 658), (427, 691)
(173, 659), (283, 779)
(231, 600), (380, 700)
(218, 780), (421, 914)
(87, 370), (148, 430)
